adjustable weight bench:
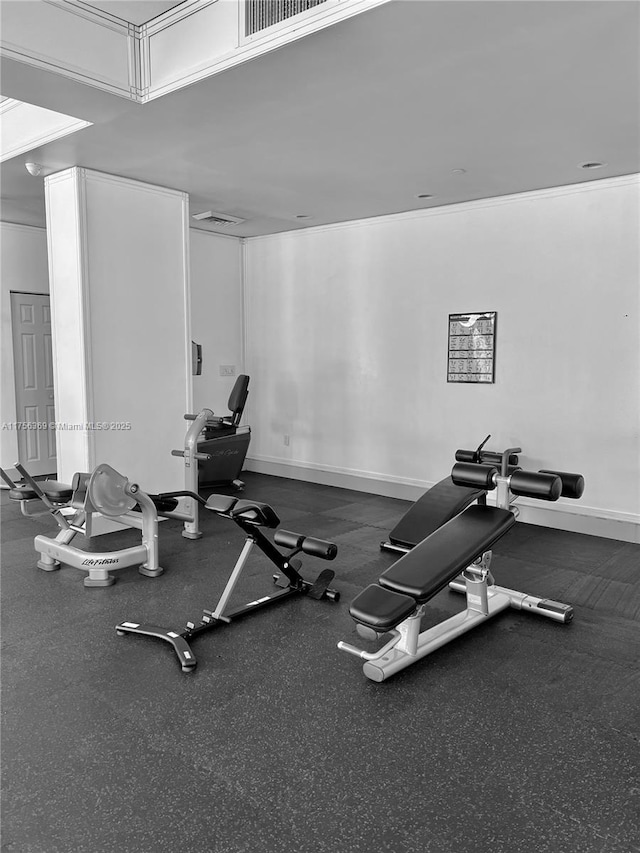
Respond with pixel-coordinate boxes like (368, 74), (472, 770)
(339, 449), (584, 682)
(116, 494), (339, 672)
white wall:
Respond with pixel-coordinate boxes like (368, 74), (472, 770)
(0, 223), (50, 471)
(243, 176), (640, 541)
(189, 228), (244, 417)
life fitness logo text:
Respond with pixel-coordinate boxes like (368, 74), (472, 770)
(81, 558), (119, 566)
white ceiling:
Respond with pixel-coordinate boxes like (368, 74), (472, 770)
(1, 0), (639, 237)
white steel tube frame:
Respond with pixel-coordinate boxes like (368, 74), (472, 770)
(338, 447), (574, 682)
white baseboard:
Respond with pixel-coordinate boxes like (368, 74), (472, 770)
(503, 499), (639, 543)
(245, 455), (640, 544)
(245, 455), (430, 501)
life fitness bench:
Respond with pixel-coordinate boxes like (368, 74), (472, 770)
(3, 459), (188, 585)
(2, 462), (165, 587)
(338, 448), (584, 682)
(116, 494), (339, 672)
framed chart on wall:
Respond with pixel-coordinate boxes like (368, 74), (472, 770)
(447, 311), (497, 383)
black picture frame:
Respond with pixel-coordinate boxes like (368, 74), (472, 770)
(447, 311), (497, 383)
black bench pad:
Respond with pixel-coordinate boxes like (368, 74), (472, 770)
(349, 584), (417, 631)
(205, 494), (237, 514)
(389, 476), (484, 548)
(230, 499), (279, 528)
(379, 505), (515, 602)
(205, 495), (280, 528)
(8, 481), (73, 503)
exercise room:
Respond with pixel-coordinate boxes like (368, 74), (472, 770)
(1, 1), (638, 851)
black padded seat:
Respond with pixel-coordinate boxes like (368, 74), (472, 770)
(9, 485), (37, 500)
(205, 494), (238, 515)
(8, 481), (73, 503)
(205, 495), (280, 528)
(230, 500), (280, 529)
(380, 505), (515, 602)
(9, 486), (38, 500)
(349, 584), (417, 631)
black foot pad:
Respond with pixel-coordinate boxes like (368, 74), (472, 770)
(308, 568), (336, 600)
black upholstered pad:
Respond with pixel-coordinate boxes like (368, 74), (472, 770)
(205, 495), (280, 528)
(230, 500), (280, 529)
(41, 481), (73, 501)
(380, 505), (515, 602)
(349, 584), (417, 631)
(9, 486), (37, 500)
(205, 494), (238, 514)
(388, 476), (484, 548)
(9, 481), (73, 503)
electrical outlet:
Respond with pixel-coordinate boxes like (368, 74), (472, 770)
(284, 434), (290, 446)
(219, 365), (236, 376)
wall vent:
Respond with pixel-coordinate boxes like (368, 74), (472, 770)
(245, 0), (328, 37)
(192, 211), (245, 227)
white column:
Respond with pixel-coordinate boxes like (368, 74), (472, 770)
(45, 167), (192, 494)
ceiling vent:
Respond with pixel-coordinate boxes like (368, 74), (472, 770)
(245, 0), (328, 37)
(192, 211), (245, 227)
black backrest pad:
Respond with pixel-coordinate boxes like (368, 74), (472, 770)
(379, 505), (516, 602)
(228, 375), (249, 419)
(389, 476), (485, 547)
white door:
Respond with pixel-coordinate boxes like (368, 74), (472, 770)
(10, 292), (57, 476)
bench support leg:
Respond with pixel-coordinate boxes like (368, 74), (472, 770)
(362, 591), (512, 682)
(395, 611), (423, 655)
(448, 578), (573, 623)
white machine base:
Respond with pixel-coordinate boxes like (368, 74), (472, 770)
(339, 569), (573, 683)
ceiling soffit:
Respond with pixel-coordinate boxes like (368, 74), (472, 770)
(1, 0), (388, 103)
